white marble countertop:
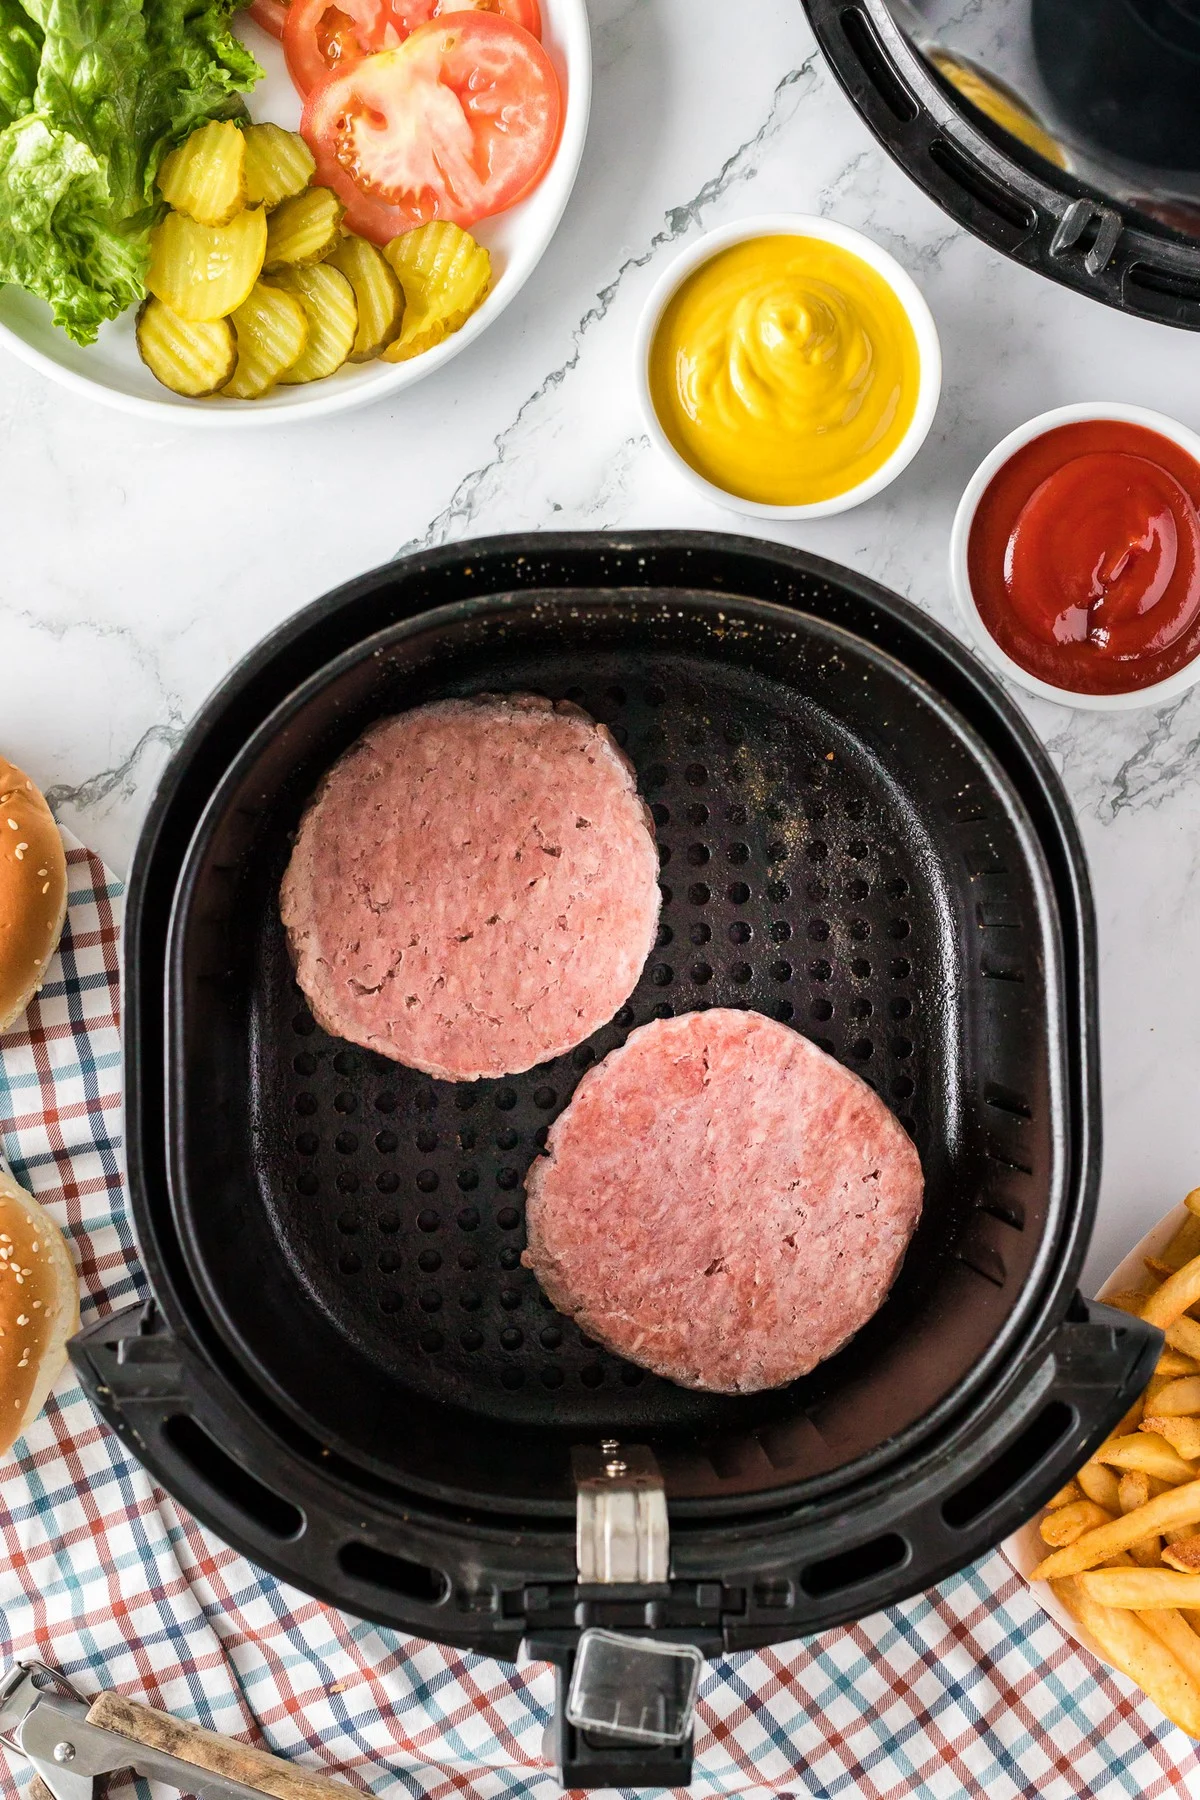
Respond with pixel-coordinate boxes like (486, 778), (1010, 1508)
(1, 0), (1196, 1293)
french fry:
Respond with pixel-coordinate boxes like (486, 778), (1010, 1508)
(1115, 1396), (1148, 1438)
(1081, 1569), (1200, 1609)
(1031, 1478), (1200, 1580)
(1142, 1252), (1200, 1329)
(1139, 1608), (1200, 1689)
(1046, 1479), (1083, 1510)
(1164, 1538), (1200, 1573)
(1166, 1212), (1200, 1267)
(1147, 1374), (1175, 1409)
(1159, 1348), (1200, 1378)
(1052, 1576), (1200, 1735)
(1185, 1187), (1200, 1220)
(1148, 1257), (1179, 1282)
(1168, 1317), (1200, 1362)
(1078, 1460), (1123, 1511)
(1095, 1433), (1197, 1484)
(1105, 1290), (1152, 1316)
(1040, 1500), (1114, 1547)
(1153, 1378), (1200, 1418)
(1144, 1415), (1200, 1461)
(1119, 1473), (1167, 1565)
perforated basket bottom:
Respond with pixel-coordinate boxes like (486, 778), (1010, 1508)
(251, 650), (938, 1433)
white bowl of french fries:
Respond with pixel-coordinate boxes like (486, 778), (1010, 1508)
(1004, 1189), (1200, 1736)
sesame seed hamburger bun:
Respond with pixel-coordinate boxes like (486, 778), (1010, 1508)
(0, 757), (67, 1035)
(0, 1162), (79, 1455)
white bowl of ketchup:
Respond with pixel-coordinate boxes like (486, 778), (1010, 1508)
(950, 402), (1200, 710)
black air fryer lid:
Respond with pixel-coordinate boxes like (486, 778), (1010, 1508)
(802, 0), (1200, 326)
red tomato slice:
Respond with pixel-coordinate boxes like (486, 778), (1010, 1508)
(284, 0), (541, 100)
(284, 0), (405, 96)
(474, 0), (540, 36)
(300, 15), (562, 242)
(247, 0), (289, 37)
(407, 0), (542, 38)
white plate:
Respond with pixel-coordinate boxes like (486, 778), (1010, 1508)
(0, 1), (591, 425)
(1001, 1204), (1188, 1661)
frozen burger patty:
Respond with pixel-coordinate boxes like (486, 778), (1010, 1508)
(523, 1008), (924, 1393)
(280, 694), (661, 1081)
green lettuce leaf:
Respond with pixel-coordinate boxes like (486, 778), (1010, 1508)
(0, 0), (41, 128)
(0, 0), (259, 344)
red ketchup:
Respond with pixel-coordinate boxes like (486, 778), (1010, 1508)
(968, 419), (1200, 695)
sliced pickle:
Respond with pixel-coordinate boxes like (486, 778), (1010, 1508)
(264, 186), (344, 269)
(224, 282), (309, 399)
(146, 206), (267, 321)
(269, 264), (357, 382)
(381, 222), (491, 362)
(327, 234), (404, 361)
(243, 122), (316, 208)
(157, 120), (247, 226)
(136, 298), (236, 396)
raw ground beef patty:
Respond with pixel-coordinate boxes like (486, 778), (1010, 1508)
(523, 1008), (924, 1393)
(280, 694), (661, 1081)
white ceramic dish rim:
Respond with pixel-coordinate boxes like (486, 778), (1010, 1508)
(1001, 1203), (1189, 1666)
(949, 401), (1200, 712)
(633, 211), (943, 521)
(0, 0), (591, 426)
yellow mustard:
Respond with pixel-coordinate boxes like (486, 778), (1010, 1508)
(648, 234), (922, 507)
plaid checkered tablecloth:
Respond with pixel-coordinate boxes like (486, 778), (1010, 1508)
(0, 834), (1197, 1800)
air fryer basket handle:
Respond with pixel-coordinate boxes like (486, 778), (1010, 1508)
(69, 1292), (1159, 1794)
(874, 1296), (1161, 1589)
(528, 1300), (1161, 1788)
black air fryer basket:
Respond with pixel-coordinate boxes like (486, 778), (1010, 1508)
(73, 534), (1155, 1789)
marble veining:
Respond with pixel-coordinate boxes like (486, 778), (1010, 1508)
(1, 0), (1197, 1288)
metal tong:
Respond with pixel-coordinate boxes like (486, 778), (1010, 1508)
(0, 1662), (344, 1800)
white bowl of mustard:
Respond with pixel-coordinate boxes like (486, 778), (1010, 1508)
(636, 214), (942, 519)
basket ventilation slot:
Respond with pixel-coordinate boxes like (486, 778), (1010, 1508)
(980, 1196), (1025, 1231)
(927, 138), (1037, 239)
(987, 1144), (1033, 1176)
(986, 1084), (1032, 1120)
(942, 1401), (1074, 1529)
(339, 1541), (451, 1605)
(1123, 261), (1200, 326)
(800, 1532), (908, 1597)
(163, 1415), (303, 1540)
(838, 7), (918, 122)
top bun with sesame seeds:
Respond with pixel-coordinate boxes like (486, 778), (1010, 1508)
(0, 756), (67, 1035)
(0, 1161), (79, 1455)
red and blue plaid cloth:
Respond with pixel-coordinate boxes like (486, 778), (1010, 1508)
(0, 837), (1196, 1800)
